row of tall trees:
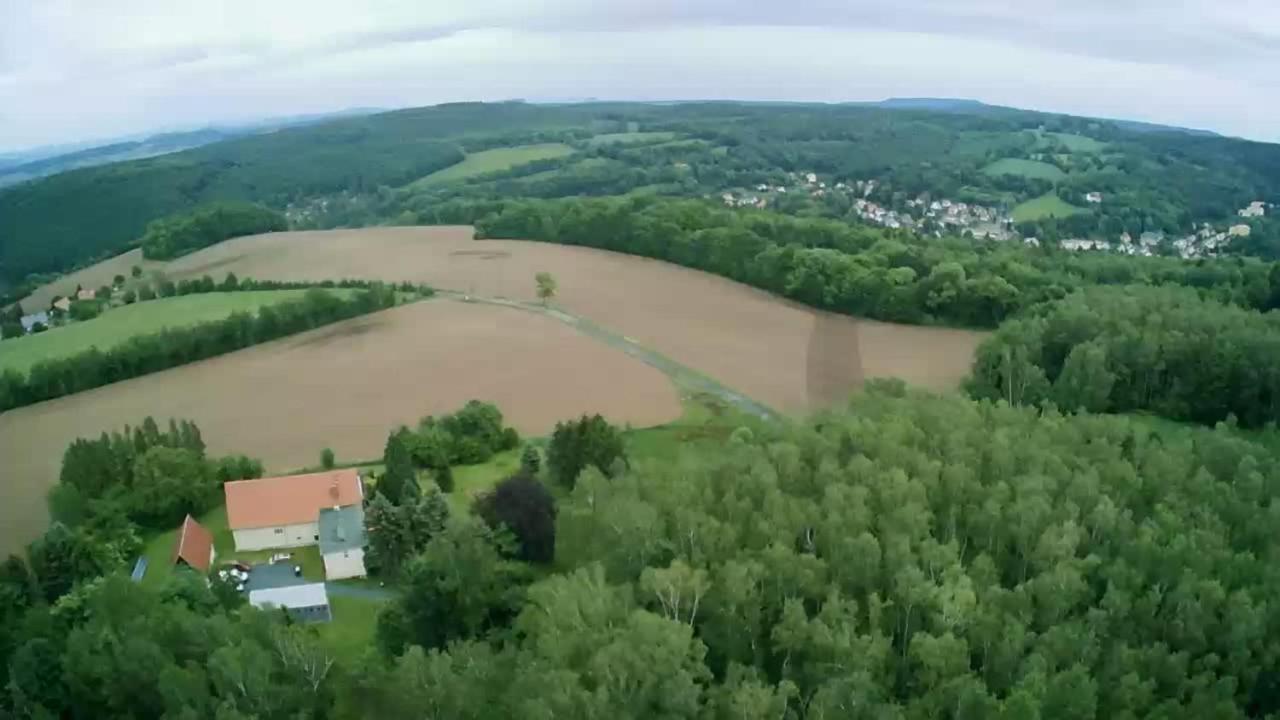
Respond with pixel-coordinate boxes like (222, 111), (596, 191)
(967, 284), (1280, 427)
(139, 203), (287, 260)
(470, 196), (1277, 329)
(0, 285), (401, 411)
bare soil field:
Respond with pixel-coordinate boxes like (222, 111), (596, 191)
(161, 226), (987, 412)
(0, 299), (681, 555)
(20, 248), (163, 309)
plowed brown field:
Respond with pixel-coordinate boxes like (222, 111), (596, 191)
(162, 226), (987, 412)
(0, 299), (681, 554)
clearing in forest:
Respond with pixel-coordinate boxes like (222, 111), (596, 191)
(1012, 191), (1089, 222)
(408, 144), (574, 188)
(982, 157), (1067, 180)
(0, 298), (682, 556)
(587, 132), (678, 146)
(0, 290), (349, 374)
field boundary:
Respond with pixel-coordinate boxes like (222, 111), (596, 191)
(436, 291), (779, 420)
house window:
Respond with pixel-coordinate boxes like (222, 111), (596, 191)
(274, 528), (284, 535)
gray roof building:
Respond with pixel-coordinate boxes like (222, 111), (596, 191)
(19, 312), (49, 333)
(249, 582), (331, 622)
(318, 504), (366, 556)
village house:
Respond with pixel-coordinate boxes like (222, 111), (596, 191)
(1085, 192), (1103, 204)
(52, 297), (71, 313)
(224, 469), (367, 579)
(171, 514), (215, 573)
(76, 288), (96, 301)
(1229, 224), (1252, 238)
(1239, 201), (1267, 218)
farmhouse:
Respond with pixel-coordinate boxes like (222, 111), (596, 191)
(318, 504), (368, 580)
(225, 468), (363, 552)
(249, 583), (331, 622)
(76, 288), (96, 301)
(52, 297), (71, 313)
(171, 514), (215, 573)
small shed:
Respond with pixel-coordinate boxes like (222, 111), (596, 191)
(171, 514), (215, 573)
(249, 583), (331, 623)
(318, 504), (367, 580)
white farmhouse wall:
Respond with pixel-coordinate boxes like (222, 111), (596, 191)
(323, 548), (367, 580)
(233, 522), (319, 551)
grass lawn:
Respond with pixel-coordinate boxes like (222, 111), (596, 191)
(0, 290), (350, 375)
(1012, 192), (1089, 222)
(409, 144), (574, 188)
(982, 158), (1067, 181)
(588, 131), (678, 146)
(450, 449), (522, 512)
(316, 595), (387, 659)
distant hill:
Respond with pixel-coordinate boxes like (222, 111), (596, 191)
(0, 108), (387, 189)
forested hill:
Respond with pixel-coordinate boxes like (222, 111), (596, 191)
(4, 100), (1280, 289)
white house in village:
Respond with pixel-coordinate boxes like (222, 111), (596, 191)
(225, 469), (368, 578)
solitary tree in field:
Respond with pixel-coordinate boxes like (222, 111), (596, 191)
(535, 272), (557, 306)
(131, 265), (143, 279)
(320, 447), (335, 470)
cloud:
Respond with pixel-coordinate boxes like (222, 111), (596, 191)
(0, 0), (1276, 150)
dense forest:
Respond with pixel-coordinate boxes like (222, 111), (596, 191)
(467, 196), (1276, 328)
(967, 284), (1280, 427)
(7, 387), (1280, 717)
(5, 101), (1280, 288)
(140, 203), (287, 260)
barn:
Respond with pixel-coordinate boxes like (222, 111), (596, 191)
(224, 469), (363, 552)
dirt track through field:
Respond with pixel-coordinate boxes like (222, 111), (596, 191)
(0, 299), (681, 555)
(163, 226), (987, 413)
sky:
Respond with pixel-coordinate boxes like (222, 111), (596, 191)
(1, 0), (1278, 152)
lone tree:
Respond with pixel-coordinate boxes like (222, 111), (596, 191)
(473, 472), (557, 564)
(535, 272), (557, 306)
(320, 447), (335, 470)
(547, 414), (627, 490)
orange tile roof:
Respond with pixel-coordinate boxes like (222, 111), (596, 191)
(171, 514), (214, 572)
(224, 468), (362, 530)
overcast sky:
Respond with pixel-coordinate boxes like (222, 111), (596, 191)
(1, 0), (1278, 152)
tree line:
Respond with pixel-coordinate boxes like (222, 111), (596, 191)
(967, 284), (1280, 427)
(467, 195), (1277, 328)
(0, 283), (406, 412)
(140, 202), (287, 260)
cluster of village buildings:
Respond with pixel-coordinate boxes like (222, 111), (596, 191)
(717, 171), (1271, 262)
(719, 172), (1016, 240)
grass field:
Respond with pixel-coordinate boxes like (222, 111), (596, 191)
(0, 290), (343, 374)
(588, 132), (678, 146)
(982, 158), (1067, 180)
(317, 595), (387, 659)
(409, 144), (574, 188)
(0, 298), (682, 555)
(450, 449), (522, 512)
(1012, 192), (1089, 222)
